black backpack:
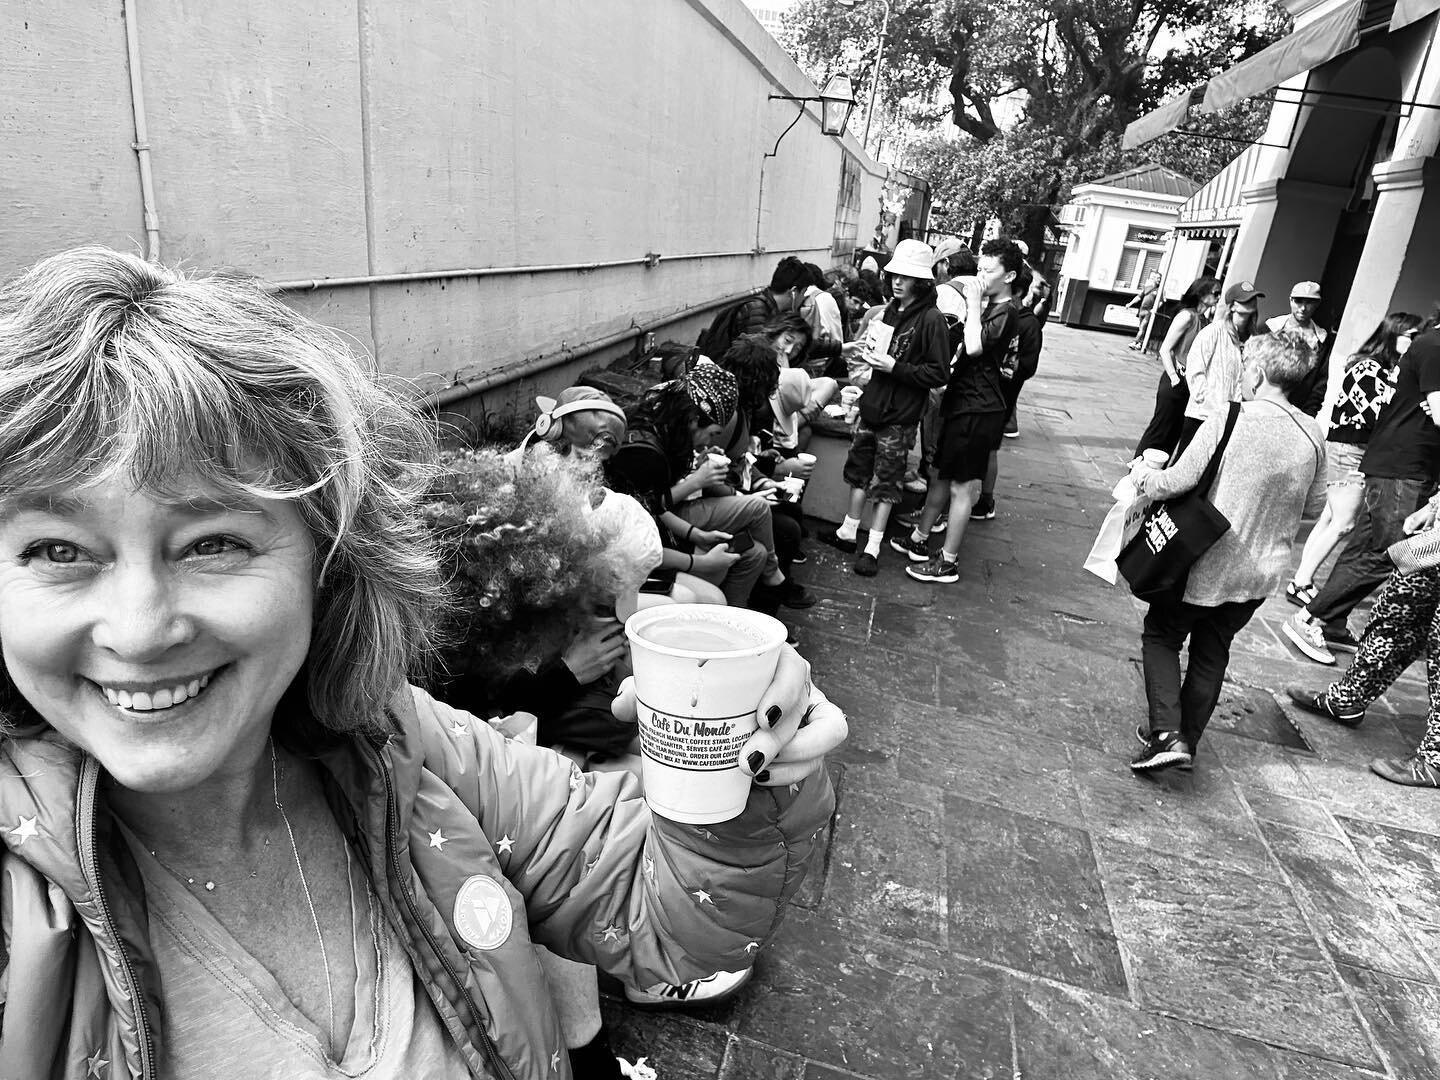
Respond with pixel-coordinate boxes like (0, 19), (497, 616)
(697, 292), (766, 360)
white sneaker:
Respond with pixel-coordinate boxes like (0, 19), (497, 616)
(1283, 613), (1336, 665)
(623, 967), (753, 1010)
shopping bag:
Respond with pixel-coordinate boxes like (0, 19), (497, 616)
(1083, 476), (1153, 584)
(1116, 403), (1240, 601)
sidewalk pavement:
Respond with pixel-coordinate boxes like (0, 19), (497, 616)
(603, 324), (1440, 1079)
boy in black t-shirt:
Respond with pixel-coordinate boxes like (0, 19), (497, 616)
(897, 239), (1021, 584)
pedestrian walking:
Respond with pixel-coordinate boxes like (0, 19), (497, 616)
(1126, 271), (1162, 350)
(1130, 334), (1325, 772)
(1132, 276), (1220, 460)
(1284, 313), (1422, 607)
(1268, 280), (1331, 416)
(1285, 308), (1440, 664)
(1178, 281), (1263, 456)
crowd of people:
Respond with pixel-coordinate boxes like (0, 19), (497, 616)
(1123, 272), (1440, 790)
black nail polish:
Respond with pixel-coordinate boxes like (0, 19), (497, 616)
(765, 704), (782, 728)
(755, 770), (771, 784)
(747, 750), (765, 774)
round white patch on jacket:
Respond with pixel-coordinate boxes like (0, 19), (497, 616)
(454, 875), (513, 951)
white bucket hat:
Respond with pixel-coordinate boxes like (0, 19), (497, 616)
(883, 239), (936, 281)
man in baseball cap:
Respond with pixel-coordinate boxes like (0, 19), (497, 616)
(1177, 280), (1265, 453)
(1265, 280), (1329, 414)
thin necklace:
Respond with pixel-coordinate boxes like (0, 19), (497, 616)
(271, 739), (337, 1050)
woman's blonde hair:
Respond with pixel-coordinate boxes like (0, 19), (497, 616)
(0, 247), (441, 733)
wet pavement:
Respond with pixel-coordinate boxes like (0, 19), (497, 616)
(602, 325), (1440, 1079)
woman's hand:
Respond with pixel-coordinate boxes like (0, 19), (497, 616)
(689, 456), (730, 489)
(688, 526), (732, 548)
(841, 340), (865, 357)
(562, 620), (629, 684)
(610, 648), (847, 788)
(692, 543), (740, 575)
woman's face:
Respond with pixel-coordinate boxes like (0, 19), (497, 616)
(1200, 291), (1221, 318)
(689, 418), (724, 449)
(563, 411), (626, 462)
(0, 475), (315, 793)
(772, 330), (805, 365)
(1397, 328), (1418, 356)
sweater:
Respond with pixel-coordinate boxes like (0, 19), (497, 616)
(1134, 399), (1325, 606)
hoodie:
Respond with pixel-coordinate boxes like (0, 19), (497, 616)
(857, 291), (951, 428)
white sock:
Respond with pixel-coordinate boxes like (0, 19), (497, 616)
(864, 531), (883, 557)
(836, 515), (860, 541)
(910, 527), (927, 544)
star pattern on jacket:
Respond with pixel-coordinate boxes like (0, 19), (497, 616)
(600, 923), (624, 943)
(428, 829), (449, 850)
(568, 768), (584, 794)
(85, 1049), (108, 1077)
(10, 816), (38, 846)
(495, 835), (515, 856)
(788, 780), (802, 794)
(692, 888), (713, 905)
(744, 941), (760, 952)
(694, 827), (715, 841)
(643, 854), (655, 882)
(450, 720), (469, 739)
(582, 853), (601, 879)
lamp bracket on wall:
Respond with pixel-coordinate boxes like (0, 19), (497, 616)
(766, 95), (819, 159)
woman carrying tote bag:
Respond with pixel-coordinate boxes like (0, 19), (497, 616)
(1127, 334), (1327, 772)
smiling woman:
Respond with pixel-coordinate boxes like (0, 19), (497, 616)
(0, 248), (845, 1080)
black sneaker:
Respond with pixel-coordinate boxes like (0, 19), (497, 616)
(853, 551), (879, 576)
(897, 510), (947, 534)
(888, 533), (930, 562)
(1323, 627), (1359, 653)
(1285, 687), (1365, 727)
(1133, 725), (1193, 769)
(790, 549), (808, 565)
(905, 554), (959, 583)
(970, 495), (996, 520)
(1130, 731), (1192, 772)
(820, 529), (858, 554)
(776, 580), (816, 609)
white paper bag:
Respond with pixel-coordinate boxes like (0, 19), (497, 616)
(1083, 476), (1153, 584)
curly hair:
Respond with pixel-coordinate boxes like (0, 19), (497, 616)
(719, 335), (782, 415)
(0, 247), (441, 734)
(626, 380), (700, 479)
(423, 448), (623, 680)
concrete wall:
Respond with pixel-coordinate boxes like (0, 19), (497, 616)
(0, 0), (888, 405)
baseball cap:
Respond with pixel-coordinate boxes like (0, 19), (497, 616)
(931, 237), (966, 267)
(1224, 281), (1265, 305)
(1290, 280), (1322, 300)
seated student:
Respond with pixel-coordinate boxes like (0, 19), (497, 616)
(509, 384), (724, 606)
(605, 369), (765, 606)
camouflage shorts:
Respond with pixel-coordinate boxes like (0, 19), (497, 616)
(843, 420), (916, 503)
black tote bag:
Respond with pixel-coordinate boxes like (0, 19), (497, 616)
(1117, 402), (1241, 602)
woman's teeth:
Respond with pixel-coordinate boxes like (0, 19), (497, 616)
(103, 672), (213, 712)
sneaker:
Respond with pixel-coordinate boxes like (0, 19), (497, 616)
(970, 495), (996, 520)
(1284, 581), (1317, 608)
(775, 579), (815, 609)
(897, 510), (946, 534)
(853, 552), (879, 576)
(1285, 686), (1365, 727)
(1133, 725), (1194, 769)
(888, 533), (930, 562)
(1130, 731), (1192, 772)
(624, 968), (753, 1010)
(1369, 754), (1440, 788)
(1003, 414), (1019, 438)
(1282, 613), (1336, 665)
(1323, 627), (1359, 653)
(790, 549), (808, 565)
(905, 554), (959, 583)
(820, 529), (857, 554)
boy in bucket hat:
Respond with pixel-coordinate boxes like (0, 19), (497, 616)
(821, 239), (950, 575)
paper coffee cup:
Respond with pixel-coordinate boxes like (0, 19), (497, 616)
(1141, 449), (1170, 466)
(840, 386), (861, 405)
(780, 476), (805, 497)
(625, 605), (787, 824)
(795, 452), (817, 467)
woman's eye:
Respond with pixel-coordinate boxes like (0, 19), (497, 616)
(30, 542), (81, 564)
(190, 536), (246, 557)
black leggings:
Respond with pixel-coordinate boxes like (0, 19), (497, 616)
(1133, 373), (1189, 460)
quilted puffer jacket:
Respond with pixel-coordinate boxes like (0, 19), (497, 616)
(0, 684), (835, 1079)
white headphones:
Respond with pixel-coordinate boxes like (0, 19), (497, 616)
(518, 394), (627, 453)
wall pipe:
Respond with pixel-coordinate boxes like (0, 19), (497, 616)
(267, 247), (833, 294)
(426, 287), (760, 408)
(121, 0), (161, 262)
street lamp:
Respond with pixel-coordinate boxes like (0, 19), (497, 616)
(837, 0), (892, 155)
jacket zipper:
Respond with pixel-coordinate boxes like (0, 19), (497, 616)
(76, 760), (156, 1080)
(370, 743), (516, 1080)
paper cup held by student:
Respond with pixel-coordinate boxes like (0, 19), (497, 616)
(780, 476), (805, 497)
(795, 452), (817, 467)
(1141, 449), (1169, 466)
(625, 605), (788, 823)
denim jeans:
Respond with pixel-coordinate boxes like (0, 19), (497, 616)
(1141, 596), (1264, 747)
(1307, 476), (1429, 633)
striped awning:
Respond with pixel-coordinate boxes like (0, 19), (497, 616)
(1122, 89), (1201, 150)
(1174, 144), (1268, 232)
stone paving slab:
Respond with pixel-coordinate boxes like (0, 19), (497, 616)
(605, 324), (1439, 1078)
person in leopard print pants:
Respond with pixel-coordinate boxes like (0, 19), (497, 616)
(1287, 541), (1440, 788)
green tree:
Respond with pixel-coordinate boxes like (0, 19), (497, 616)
(782, 0), (1288, 254)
